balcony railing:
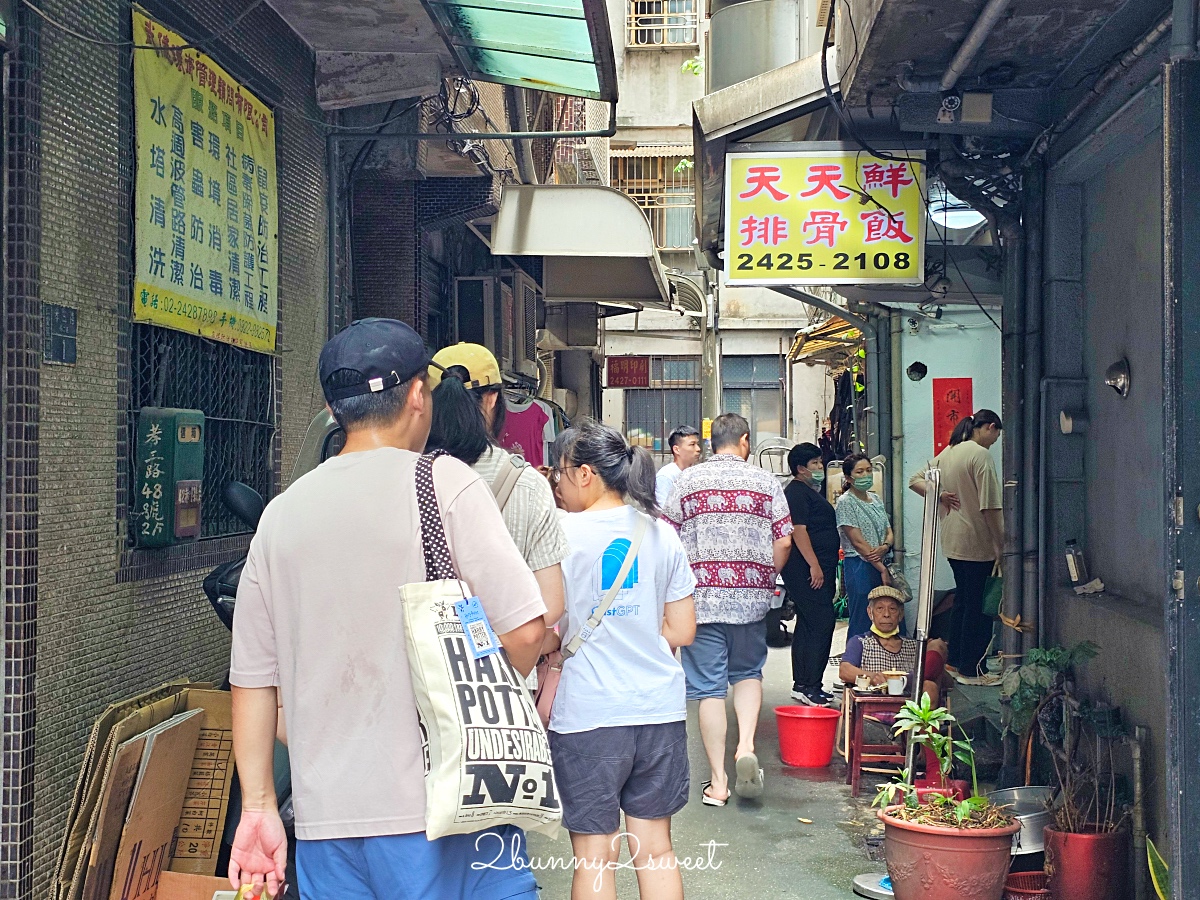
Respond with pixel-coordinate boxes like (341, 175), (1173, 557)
(627, 1), (699, 47)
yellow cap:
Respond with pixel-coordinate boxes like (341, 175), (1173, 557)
(428, 342), (503, 391)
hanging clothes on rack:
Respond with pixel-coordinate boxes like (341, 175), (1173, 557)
(499, 393), (557, 467)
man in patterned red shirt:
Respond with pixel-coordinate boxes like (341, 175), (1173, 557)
(663, 413), (793, 806)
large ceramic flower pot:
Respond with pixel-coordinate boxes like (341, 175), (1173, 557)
(879, 807), (1020, 900)
(1043, 826), (1129, 900)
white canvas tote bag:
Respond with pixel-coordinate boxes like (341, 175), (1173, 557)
(401, 451), (562, 839)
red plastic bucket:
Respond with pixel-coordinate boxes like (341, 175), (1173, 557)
(775, 705), (840, 767)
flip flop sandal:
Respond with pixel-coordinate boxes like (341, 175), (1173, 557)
(700, 781), (729, 807)
(734, 753), (764, 799)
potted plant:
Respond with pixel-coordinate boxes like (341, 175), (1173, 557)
(1038, 689), (1130, 900)
(1000, 641), (1099, 775)
(874, 695), (1018, 900)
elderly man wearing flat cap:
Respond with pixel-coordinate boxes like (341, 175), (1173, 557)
(226, 319), (547, 900)
(838, 585), (948, 705)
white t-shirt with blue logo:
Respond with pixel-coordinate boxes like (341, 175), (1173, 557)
(550, 504), (697, 734)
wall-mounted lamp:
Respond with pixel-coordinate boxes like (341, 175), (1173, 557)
(1104, 358), (1131, 397)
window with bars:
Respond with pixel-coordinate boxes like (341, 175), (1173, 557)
(127, 324), (277, 540)
(611, 155), (696, 250)
(627, 0), (699, 46)
(722, 355), (784, 449)
(622, 355), (701, 460)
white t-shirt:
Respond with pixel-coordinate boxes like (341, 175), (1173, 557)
(550, 505), (697, 734)
(655, 461), (682, 507)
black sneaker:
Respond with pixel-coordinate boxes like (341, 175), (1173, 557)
(811, 687), (834, 705)
(791, 683), (813, 703)
(792, 685), (828, 706)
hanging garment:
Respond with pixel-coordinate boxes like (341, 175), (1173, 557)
(500, 398), (552, 467)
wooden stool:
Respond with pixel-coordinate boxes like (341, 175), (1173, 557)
(845, 693), (907, 798)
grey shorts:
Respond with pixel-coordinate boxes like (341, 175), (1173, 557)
(548, 721), (690, 834)
(680, 621), (769, 700)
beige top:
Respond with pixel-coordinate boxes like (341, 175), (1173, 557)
(911, 439), (1002, 562)
(230, 448), (546, 840)
(471, 445), (569, 573)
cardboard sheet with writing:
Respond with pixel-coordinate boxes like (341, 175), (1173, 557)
(170, 690), (234, 875)
(57, 681), (195, 900)
(108, 709), (203, 900)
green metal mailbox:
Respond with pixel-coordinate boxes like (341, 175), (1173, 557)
(134, 407), (205, 548)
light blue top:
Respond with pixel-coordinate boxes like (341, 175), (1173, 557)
(835, 491), (890, 557)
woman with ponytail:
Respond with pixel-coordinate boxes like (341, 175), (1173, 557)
(427, 343), (568, 629)
(548, 418), (697, 900)
(909, 408), (1004, 676)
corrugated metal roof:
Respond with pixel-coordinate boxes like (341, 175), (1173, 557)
(787, 315), (862, 363)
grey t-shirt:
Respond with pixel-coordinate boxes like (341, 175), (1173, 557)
(229, 448), (546, 840)
(835, 491), (890, 557)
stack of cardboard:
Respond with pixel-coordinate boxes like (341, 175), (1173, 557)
(56, 682), (238, 900)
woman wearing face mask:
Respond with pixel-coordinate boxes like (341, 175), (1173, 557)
(780, 443), (841, 707)
(836, 453), (894, 638)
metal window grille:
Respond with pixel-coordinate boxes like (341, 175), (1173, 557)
(127, 324), (277, 540)
(627, 0), (699, 46)
(611, 155), (696, 250)
(622, 355), (701, 462)
(722, 355), (784, 447)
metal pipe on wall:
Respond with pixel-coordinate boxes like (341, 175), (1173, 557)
(505, 86), (539, 185)
(890, 312), (905, 569)
(1021, 165), (1045, 655)
(1000, 221), (1026, 663)
(940, 0), (1014, 92)
(1037, 376), (1086, 648)
(876, 310), (892, 477)
(1172, 0), (1196, 60)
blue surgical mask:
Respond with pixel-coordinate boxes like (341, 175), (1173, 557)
(853, 475), (874, 491)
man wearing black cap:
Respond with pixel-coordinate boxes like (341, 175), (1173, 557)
(227, 319), (547, 900)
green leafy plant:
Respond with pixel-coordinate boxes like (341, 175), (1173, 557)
(877, 696), (1014, 830)
(681, 55), (703, 76)
(1148, 838), (1171, 900)
(1001, 641), (1099, 737)
(673, 158), (694, 174)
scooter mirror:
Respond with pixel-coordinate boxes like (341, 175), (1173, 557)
(223, 481), (265, 530)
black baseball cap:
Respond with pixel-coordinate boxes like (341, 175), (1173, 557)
(319, 318), (443, 403)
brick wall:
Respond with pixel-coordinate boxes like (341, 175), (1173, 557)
(351, 176), (418, 328)
(23, 0), (329, 888)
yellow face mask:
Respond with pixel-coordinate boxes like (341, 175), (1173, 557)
(871, 624), (901, 639)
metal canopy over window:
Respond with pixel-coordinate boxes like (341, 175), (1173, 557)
(420, 0), (618, 101)
(490, 184), (672, 309)
(787, 316), (863, 364)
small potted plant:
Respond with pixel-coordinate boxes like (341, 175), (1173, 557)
(874, 695), (1018, 900)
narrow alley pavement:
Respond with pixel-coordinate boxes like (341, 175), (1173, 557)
(528, 629), (886, 899)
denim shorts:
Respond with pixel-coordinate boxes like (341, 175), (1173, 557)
(549, 721), (690, 834)
(295, 826), (538, 900)
(680, 621), (769, 700)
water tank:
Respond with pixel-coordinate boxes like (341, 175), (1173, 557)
(708, 0), (827, 94)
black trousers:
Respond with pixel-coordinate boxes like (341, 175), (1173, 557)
(783, 558), (838, 688)
(947, 558), (996, 675)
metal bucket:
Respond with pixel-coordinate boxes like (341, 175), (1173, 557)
(988, 786), (1054, 855)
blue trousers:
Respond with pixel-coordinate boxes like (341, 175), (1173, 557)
(843, 555), (883, 639)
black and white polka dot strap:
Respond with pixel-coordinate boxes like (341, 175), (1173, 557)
(415, 451), (456, 582)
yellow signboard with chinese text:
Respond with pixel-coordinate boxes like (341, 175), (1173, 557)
(133, 8), (278, 354)
(723, 150), (926, 286)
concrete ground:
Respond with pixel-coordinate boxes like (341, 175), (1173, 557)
(528, 625), (890, 898)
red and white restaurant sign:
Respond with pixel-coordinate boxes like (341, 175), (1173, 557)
(723, 149), (926, 286)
